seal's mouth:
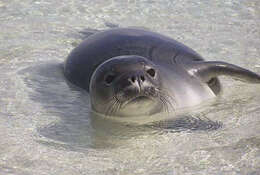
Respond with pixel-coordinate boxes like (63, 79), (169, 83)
(121, 95), (153, 108)
(129, 95), (151, 103)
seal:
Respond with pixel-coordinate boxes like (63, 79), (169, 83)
(64, 28), (260, 117)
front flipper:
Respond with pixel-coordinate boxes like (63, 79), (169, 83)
(186, 61), (260, 84)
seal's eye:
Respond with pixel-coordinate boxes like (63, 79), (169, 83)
(146, 68), (156, 78)
(104, 74), (116, 85)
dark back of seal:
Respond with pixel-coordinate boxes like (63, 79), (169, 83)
(64, 28), (204, 91)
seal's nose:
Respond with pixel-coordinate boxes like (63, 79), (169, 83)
(128, 72), (146, 92)
(130, 74), (145, 83)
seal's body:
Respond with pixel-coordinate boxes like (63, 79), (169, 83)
(64, 28), (260, 117)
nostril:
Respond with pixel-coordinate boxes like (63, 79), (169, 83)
(140, 75), (145, 82)
(131, 76), (136, 83)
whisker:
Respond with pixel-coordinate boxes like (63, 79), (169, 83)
(154, 88), (176, 113)
(158, 95), (168, 113)
(104, 96), (121, 116)
(102, 86), (176, 116)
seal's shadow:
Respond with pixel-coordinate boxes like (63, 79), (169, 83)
(19, 62), (222, 150)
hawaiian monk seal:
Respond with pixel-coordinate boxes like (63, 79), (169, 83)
(64, 28), (260, 117)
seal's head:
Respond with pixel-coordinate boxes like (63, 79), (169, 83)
(89, 55), (173, 117)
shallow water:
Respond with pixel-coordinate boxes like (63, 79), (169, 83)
(1, 0), (260, 174)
